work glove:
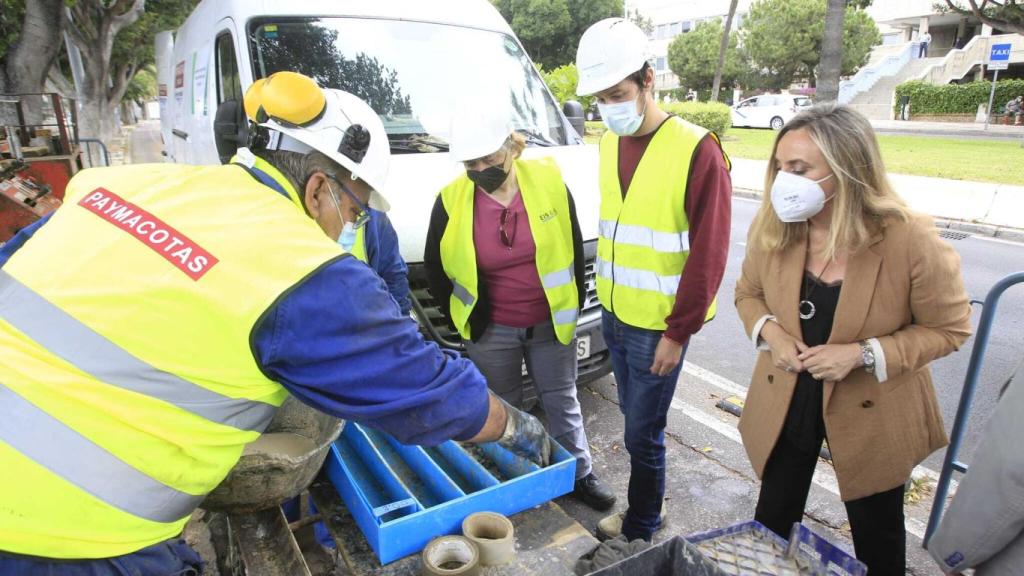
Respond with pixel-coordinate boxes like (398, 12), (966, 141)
(493, 393), (552, 468)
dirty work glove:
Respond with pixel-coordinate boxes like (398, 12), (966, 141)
(494, 393), (552, 467)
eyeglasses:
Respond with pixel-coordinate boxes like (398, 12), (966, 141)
(328, 175), (371, 229)
(500, 207), (517, 249)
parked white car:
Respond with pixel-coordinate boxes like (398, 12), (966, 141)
(730, 94), (812, 130)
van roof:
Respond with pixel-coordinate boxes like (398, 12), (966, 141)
(179, 0), (514, 38)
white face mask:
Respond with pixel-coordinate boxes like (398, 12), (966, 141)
(598, 91), (648, 136)
(770, 170), (835, 223)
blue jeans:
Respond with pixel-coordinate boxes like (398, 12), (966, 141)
(602, 310), (687, 541)
(0, 538), (203, 575)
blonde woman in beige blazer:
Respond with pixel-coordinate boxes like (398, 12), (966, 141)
(735, 104), (972, 575)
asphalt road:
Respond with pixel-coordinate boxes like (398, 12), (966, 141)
(685, 196), (1024, 474)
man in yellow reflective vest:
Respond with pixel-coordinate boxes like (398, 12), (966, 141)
(576, 19), (733, 542)
(0, 72), (550, 573)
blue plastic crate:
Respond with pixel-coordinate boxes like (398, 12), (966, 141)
(324, 422), (576, 564)
(687, 520), (866, 576)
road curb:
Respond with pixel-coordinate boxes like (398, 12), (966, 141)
(731, 187), (1024, 243)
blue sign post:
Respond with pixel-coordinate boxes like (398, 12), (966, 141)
(985, 43), (1012, 129)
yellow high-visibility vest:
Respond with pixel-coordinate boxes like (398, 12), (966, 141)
(0, 162), (343, 558)
(238, 151), (370, 263)
(351, 225), (367, 263)
(597, 117), (727, 330)
(439, 157), (578, 345)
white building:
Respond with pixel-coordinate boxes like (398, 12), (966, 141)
(624, 0), (756, 94)
(626, 0), (1019, 96)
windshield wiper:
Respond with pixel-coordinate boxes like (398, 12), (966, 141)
(519, 129), (558, 147)
(388, 134), (449, 153)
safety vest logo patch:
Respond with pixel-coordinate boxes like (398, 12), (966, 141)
(79, 188), (219, 280)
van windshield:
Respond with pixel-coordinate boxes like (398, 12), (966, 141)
(249, 18), (567, 152)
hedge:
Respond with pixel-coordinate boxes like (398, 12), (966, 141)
(659, 101), (732, 136)
(894, 79), (1024, 116)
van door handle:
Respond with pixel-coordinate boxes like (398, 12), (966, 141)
(172, 129), (189, 140)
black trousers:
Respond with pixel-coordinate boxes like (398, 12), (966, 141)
(754, 432), (906, 575)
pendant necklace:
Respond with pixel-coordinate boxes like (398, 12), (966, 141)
(799, 254), (832, 321)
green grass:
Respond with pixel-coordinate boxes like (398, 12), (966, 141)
(721, 128), (1024, 186)
(584, 122), (1024, 185)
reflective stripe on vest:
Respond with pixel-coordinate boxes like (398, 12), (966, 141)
(596, 117), (724, 330)
(598, 219), (690, 253)
(438, 157), (578, 345)
(595, 256), (680, 296)
(0, 271), (276, 432)
(0, 163), (342, 559)
(0, 383), (203, 523)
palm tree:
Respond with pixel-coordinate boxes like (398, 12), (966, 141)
(711, 0), (739, 103)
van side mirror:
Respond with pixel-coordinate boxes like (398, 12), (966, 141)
(562, 100), (585, 140)
(214, 100), (250, 165)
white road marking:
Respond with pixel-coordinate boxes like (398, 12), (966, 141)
(674, 363), (955, 540)
(734, 196), (761, 204)
(973, 235), (1024, 247)
(682, 361), (748, 398)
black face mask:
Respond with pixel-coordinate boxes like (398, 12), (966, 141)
(467, 165), (509, 193)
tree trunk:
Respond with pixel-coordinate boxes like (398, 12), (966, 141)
(817, 0), (846, 103)
(711, 0), (739, 103)
(66, 0), (145, 143)
(1, 0), (67, 127)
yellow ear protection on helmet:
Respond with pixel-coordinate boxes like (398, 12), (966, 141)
(253, 71), (326, 127)
(242, 71), (372, 164)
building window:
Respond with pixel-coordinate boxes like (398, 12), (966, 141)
(681, 20), (692, 33)
(670, 21), (681, 36)
(656, 57), (666, 71)
(734, 13), (744, 29)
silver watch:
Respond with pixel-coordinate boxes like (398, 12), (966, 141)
(859, 340), (875, 374)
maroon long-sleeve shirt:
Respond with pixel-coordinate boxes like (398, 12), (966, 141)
(616, 124), (732, 344)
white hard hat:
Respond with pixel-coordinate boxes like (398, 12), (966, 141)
(576, 18), (651, 96)
(448, 105), (513, 162)
(247, 73), (391, 211)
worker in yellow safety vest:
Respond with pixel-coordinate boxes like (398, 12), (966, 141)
(424, 104), (616, 512)
(0, 71), (551, 574)
(575, 19), (733, 542)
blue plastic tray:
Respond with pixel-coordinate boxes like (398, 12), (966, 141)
(324, 422), (576, 564)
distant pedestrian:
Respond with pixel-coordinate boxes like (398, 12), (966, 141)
(1005, 95), (1022, 126)
(919, 31), (932, 57)
(735, 104), (971, 575)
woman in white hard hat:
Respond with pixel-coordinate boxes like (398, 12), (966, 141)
(575, 18), (733, 542)
(423, 109), (616, 511)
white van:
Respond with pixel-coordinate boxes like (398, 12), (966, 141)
(157, 0), (611, 390)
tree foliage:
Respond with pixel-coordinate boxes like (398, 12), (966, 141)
(939, 1), (1024, 34)
(539, 63), (592, 109)
(667, 19), (742, 96)
(627, 7), (653, 36)
(252, 23), (411, 117)
(491, 0), (623, 69)
(0, 0), (26, 61)
(123, 65), (155, 103)
(740, 0), (879, 90)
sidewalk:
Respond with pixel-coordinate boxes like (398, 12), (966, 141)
(730, 156), (1024, 242)
(872, 118), (1024, 141)
(555, 370), (946, 575)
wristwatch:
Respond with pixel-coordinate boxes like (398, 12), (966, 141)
(859, 340), (876, 374)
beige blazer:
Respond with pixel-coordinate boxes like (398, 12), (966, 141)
(735, 213), (972, 501)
